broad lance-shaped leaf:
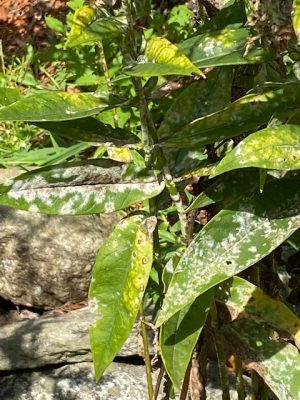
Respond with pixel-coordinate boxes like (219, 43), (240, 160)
(222, 319), (300, 400)
(0, 87), (21, 106)
(219, 277), (300, 347)
(0, 91), (122, 122)
(156, 178), (300, 326)
(65, 6), (126, 48)
(211, 125), (300, 178)
(186, 169), (259, 211)
(158, 67), (233, 138)
(293, 0), (300, 42)
(89, 215), (156, 380)
(0, 159), (165, 215)
(124, 37), (204, 77)
(160, 290), (213, 390)
(34, 118), (139, 146)
(160, 84), (300, 148)
(178, 27), (271, 68)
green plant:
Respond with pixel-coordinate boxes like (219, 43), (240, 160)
(0, 1), (300, 399)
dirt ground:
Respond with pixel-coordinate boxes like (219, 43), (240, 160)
(0, 0), (67, 55)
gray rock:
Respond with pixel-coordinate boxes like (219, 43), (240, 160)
(0, 307), (153, 372)
(0, 168), (119, 309)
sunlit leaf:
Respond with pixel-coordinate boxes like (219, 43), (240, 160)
(124, 37), (204, 77)
(160, 290), (213, 390)
(156, 178), (300, 326)
(161, 84), (300, 148)
(178, 28), (271, 68)
(0, 160), (165, 215)
(65, 6), (125, 48)
(0, 91), (121, 122)
(89, 215), (156, 380)
(293, 0), (300, 42)
(158, 67), (233, 138)
(219, 276), (300, 347)
(35, 118), (139, 146)
(0, 87), (21, 107)
(223, 319), (300, 400)
(210, 125), (300, 178)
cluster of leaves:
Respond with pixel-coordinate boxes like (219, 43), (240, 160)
(0, 0), (300, 399)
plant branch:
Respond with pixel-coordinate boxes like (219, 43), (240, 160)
(140, 309), (154, 400)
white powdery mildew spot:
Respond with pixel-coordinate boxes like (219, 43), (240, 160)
(28, 204), (40, 213)
(104, 201), (115, 213)
(248, 246), (257, 253)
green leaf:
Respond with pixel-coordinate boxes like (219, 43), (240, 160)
(156, 178), (300, 326)
(220, 276), (300, 347)
(223, 319), (300, 400)
(158, 67), (233, 138)
(210, 125), (300, 178)
(0, 91), (120, 122)
(89, 215), (156, 380)
(45, 16), (66, 34)
(124, 37), (204, 77)
(35, 117), (139, 146)
(0, 87), (21, 107)
(65, 6), (126, 48)
(0, 160), (165, 215)
(161, 84), (300, 148)
(293, 0), (300, 42)
(160, 290), (213, 390)
(178, 28), (271, 68)
(186, 169), (259, 211)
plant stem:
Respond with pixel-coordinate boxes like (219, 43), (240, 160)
(210, 300), (230, 400)
(154, 366), (164, 400)
(234, 355), (245, 400)
(140, 308), (154, 400)
(180, 360), (192, 400)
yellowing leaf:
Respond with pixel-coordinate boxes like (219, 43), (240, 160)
(65, 6), (98, 48)
(293, 0), (300, 42)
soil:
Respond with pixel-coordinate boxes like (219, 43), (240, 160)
(0, 0), (67, 55)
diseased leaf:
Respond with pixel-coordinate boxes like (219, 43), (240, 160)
(293, 0), (300, 42)
(211, 125), (300, 178)
(186, 169), (259, 211)
(0, 87), (21, 107)
(161, 85), (300, 148)
(35, 118), (139, 146)
(0, 91), (121, 122)
(160, 290), (213, 390)
(223, 320), (300, 400)
(0, 160), (165, 215)
(124, 37), (204, 77)
(178, 28), (271, 68)
(65, 6), (125, 48)
(158, 67), (233, 138)
(89, 215), (156, 380)
(219, 276), (300, 347)
(156, 178), (300, 326)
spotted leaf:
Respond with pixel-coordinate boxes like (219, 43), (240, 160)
(156, 178), (300, 326)
(0, 87), (21, 107)
(223, 319), (300, 400)
(161, 84), (300, 148)
(0, 160), (165, 215)
(210, 125), (300, 178)
(89, 215), (156, 380)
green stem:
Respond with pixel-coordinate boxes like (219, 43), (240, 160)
(140, 309), (154, 400)
(235, 355), (245, 400)
(210, 300), (230, 400)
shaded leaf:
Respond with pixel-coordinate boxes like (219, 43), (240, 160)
(0, 87), (21, 107)
(124, 37), (204, 77)
(223, 319), (300, 400)
(156, 178), (300, 326)
(211, 125), (300, 178)
(160, 290), (213, 390)
(219, 276), (300, 346)
(161, 84), (300, 148)
(178, 28), (271, 68)
(0, 91), (121, 122)
(293, 0), (300, 42)
(0, 160), (165, 215)
(35, 117), (139, 146)
(89, 215), (156, 380)
(158, 67), (233, 138)
(186, 169), (259, 211)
